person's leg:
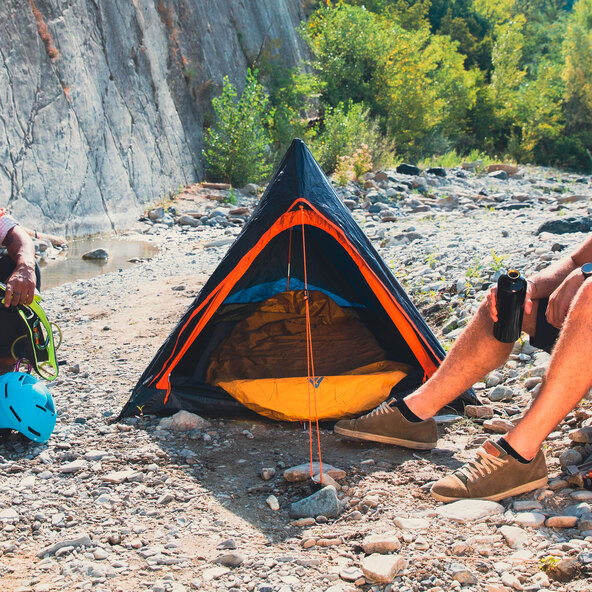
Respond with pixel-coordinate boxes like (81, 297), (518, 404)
(405, 298), (537, 418)
(504, 280), (592, 459)
(431, 281), (592, 502)
(334, 298), (539, 447)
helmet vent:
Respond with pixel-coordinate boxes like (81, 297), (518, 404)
(18, 375), (25, 382)
(4, 384), (7, 398)
(9, 406), (21, 423)
(36, 405), (47, 413)
(28, 427), (41, 437)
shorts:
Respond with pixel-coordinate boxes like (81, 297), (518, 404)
(529, 297), (560, 354)
(0, 255), (41, 357)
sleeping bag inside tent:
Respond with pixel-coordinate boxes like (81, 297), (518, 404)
(120, 139), (477, 421)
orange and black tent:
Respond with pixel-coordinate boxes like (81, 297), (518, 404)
(120, 140), (477, 421)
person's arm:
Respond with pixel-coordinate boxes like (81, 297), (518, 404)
(2, 225), (37, 307)
(487, 235), (592, 325)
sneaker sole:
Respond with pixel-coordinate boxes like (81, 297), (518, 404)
(334, 425), (436, 450)
(430, 476), (549, 503)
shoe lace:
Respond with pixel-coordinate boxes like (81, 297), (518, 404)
(458, 448), (507, 482)
(362, 400), (394, 419)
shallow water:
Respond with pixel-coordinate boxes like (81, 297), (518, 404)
(39, 236), (159, 290)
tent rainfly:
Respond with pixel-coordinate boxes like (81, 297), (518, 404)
(120, 139), (477, 421)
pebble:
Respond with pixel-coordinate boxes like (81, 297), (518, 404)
(512, 512), (546, 528)
(500, 525), (528, 549)
(283, 463), (345, 482)
(545, 515), (579, 528)
(361, 532), (401, 554)
(289, 485), (342, 519)
(361, 554), (407, 584)
(435, 500), (504, 522)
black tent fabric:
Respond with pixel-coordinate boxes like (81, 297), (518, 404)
(120, 139), (478, 419)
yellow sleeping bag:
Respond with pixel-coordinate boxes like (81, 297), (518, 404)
(216, 360), (409, 421)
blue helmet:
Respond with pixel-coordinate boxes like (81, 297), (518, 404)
(0, 372), (56, 443)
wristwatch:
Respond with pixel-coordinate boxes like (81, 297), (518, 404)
(582, 262), (592, 280)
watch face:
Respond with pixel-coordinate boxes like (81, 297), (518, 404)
(582, 262), (592, 277)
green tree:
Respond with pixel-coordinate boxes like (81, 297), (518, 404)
(203, 69), (274, 187)
(564, 0), (592, 131)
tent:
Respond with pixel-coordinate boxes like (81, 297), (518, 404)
(120, 139), (477, 421)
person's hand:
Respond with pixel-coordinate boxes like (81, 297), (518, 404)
(486, 279), (535, 323)
(546, 268), (584, 328)
(3, 262), (36, 308)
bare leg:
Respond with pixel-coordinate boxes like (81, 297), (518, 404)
(405, 299), (538, 420)
(505, 282), (592, 459)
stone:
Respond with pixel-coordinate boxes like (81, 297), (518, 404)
(339, 566), (364, 582)
(59, 459), (87, 473)
(393, 517), (429, 530)
(466, 405), (494, 419)
(177, 214), (201, 227)
(103, 470), (137, 484)
(396, 163), (420, 176)
(215, 552), (245, 567)
(488, 386), (514, 402)
(0, 508), (19, 523)
(289, 485), (342, 519)
(266, 495), (280, 511)
(536, 217), (592, 235)
(361, 553), (407, 584)
(82, 248), (110, 260)
(545, 558), (580, 582)
(37, 534), (93, 557)
(568, 426), (592, 443)
(260, 468), (275, 481)
(488, 170), (509, 180)
(512, 512), (546, 528)
(283, 463), (345, 482)
(570, 490), (592, 501)
(158, 410), (210, 431)
(483, 418), (514, 433)
(501, 571), (523, 590)
(559, 448), (583, 468)
(500, 525), (528, 549)
(449, 562), (478, 585)
(545, 515), (578, 528)
(435, 500), (504, 523)
(361, 532), (401, 554)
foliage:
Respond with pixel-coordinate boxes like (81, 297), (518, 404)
(203, 69), (274, 187)
(309, 101), (395, 173)
(302, 4), (477, 158)
(333, 144), (374, 185)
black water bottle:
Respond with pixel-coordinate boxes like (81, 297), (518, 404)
(493, 269), (527, 343)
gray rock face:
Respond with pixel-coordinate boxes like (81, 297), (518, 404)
(0, 0), (307, 236)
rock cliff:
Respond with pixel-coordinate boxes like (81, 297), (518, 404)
(0, 0), (308, 236)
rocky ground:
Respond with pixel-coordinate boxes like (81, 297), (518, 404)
(2, 163), (592, 592)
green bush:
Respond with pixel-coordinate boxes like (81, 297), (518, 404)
(310, 101), (395, 173)
(203, 69), (274, 187)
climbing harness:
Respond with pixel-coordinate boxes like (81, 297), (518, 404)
(0, 282), (61, 380)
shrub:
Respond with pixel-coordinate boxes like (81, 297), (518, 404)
(203, 69), (274, 187)
(310, 101), (394, 173)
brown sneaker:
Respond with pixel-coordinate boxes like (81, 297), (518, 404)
(430, 440), (548, 503)
(334, 401), (438, 449)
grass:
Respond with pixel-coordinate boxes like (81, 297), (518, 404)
(418, 149), (500, 171)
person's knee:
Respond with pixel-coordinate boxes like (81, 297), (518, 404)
(571, 280), (592, 317)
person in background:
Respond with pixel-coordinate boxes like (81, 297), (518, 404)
(0, 209), (39, 372)
(335, 235), (592, 503)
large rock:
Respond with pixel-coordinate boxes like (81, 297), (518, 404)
(536, 217), (592, 235)
(435, 500), (505, 523)
(361, 554), (407, 584)
(0, 1), (308, 235)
